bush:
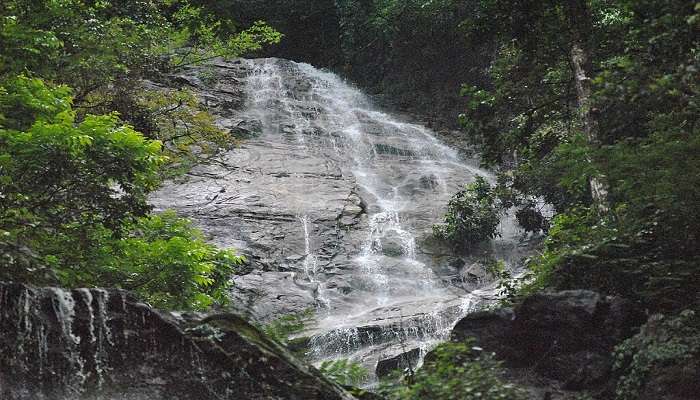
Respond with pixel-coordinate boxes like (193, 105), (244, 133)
(95, 211), (245, 310)
(433, 176), (501, 250)
(377, 342), (527, 400)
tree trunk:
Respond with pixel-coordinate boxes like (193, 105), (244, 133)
(564, 0), (609, 212)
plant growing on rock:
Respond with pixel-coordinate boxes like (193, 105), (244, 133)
(485, 259), (518, 302)
(433, 176), (502, 250)
(262, 308), (314, 346)
(318, 358), (369, 387)
(613, 310), (700, 400)
(377, 341), (527, 400)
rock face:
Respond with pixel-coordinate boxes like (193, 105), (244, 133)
(149, 57), (531, 376)
(0, 282), (355, 400)
(450, 290), (641, 391)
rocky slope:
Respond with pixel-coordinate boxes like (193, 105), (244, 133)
(149, 57), (533, 376)
(0, 282), (355, 400)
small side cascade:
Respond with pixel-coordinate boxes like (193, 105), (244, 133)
(298, 214), (330, 309)
(0, 284), (127, 398)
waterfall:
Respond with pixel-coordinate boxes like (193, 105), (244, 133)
(240, 58), (525, 379)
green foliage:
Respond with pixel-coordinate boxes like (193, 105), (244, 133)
(167, 16), (282, 68)
(0, 75), (72, 130)
(377, 342), (527, 400)
(452, 0), (700, 316)
(520, 131), (700, 312)
(262, 309), (314, 345)
(613, 310), (700, 400)
(317, 358), (369, 387)
(0, 76), (164, 234)
(0, 0), (282, 309)
(0, 76), (243, 310)
(190, 0), (340, 68)
(458, 0), (698, 211)
(97, 211), (244, 310)
(0, 0), (281, 86)
(433, 176), (501, 250)
(0, 0), (280, 168)
(32, 211), (244, 310)
(485, 259), (518, 302)
(132, 87), (234, 175)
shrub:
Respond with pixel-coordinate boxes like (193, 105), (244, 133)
(377, 341), (527, 400)
(433, 176), (501, 250)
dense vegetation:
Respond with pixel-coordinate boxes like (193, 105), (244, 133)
(378, 342), (527, 400)
(0, 0), (280, 309)
(417, 1), (697, 399)
(333, 0), (491, 124)
(455, 0), (699, 315)
(433, 176), (501, 249)
(2, 0), (698, 398)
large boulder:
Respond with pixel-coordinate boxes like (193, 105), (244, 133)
(450, 290), (641, 390)
(0, 282), (355, 400)
(450, 307), (514, 349)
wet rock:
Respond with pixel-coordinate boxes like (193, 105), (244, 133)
(461, 262), (490, 285)
(339, 193), (366, 226)
(450, 308), (515, 348)
(376, 347), (421, 377)
(229, 272), (319, 322)
(344, 387), (385, 400)
(223, 118), (263, 138)
(373, 143), (416, 157)
(379, 233), (406, 257)
(450, 290), (641, 390)
(0, 282), (355, 400)
(419, 174), (439, 190)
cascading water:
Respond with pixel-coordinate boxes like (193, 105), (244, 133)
(0, 57), (531, 398)
(240, 58), (527, 380)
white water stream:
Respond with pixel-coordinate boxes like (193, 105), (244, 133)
(242, 58), (525, 380)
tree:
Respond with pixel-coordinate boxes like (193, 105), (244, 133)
(455, 0), (699, 312)
(0, 76), (244, 310)
(0, 76), (163, 234)
(562, 0), (609, 211)
(0, 0), (280, 163)
(458, 0), (697, 216)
